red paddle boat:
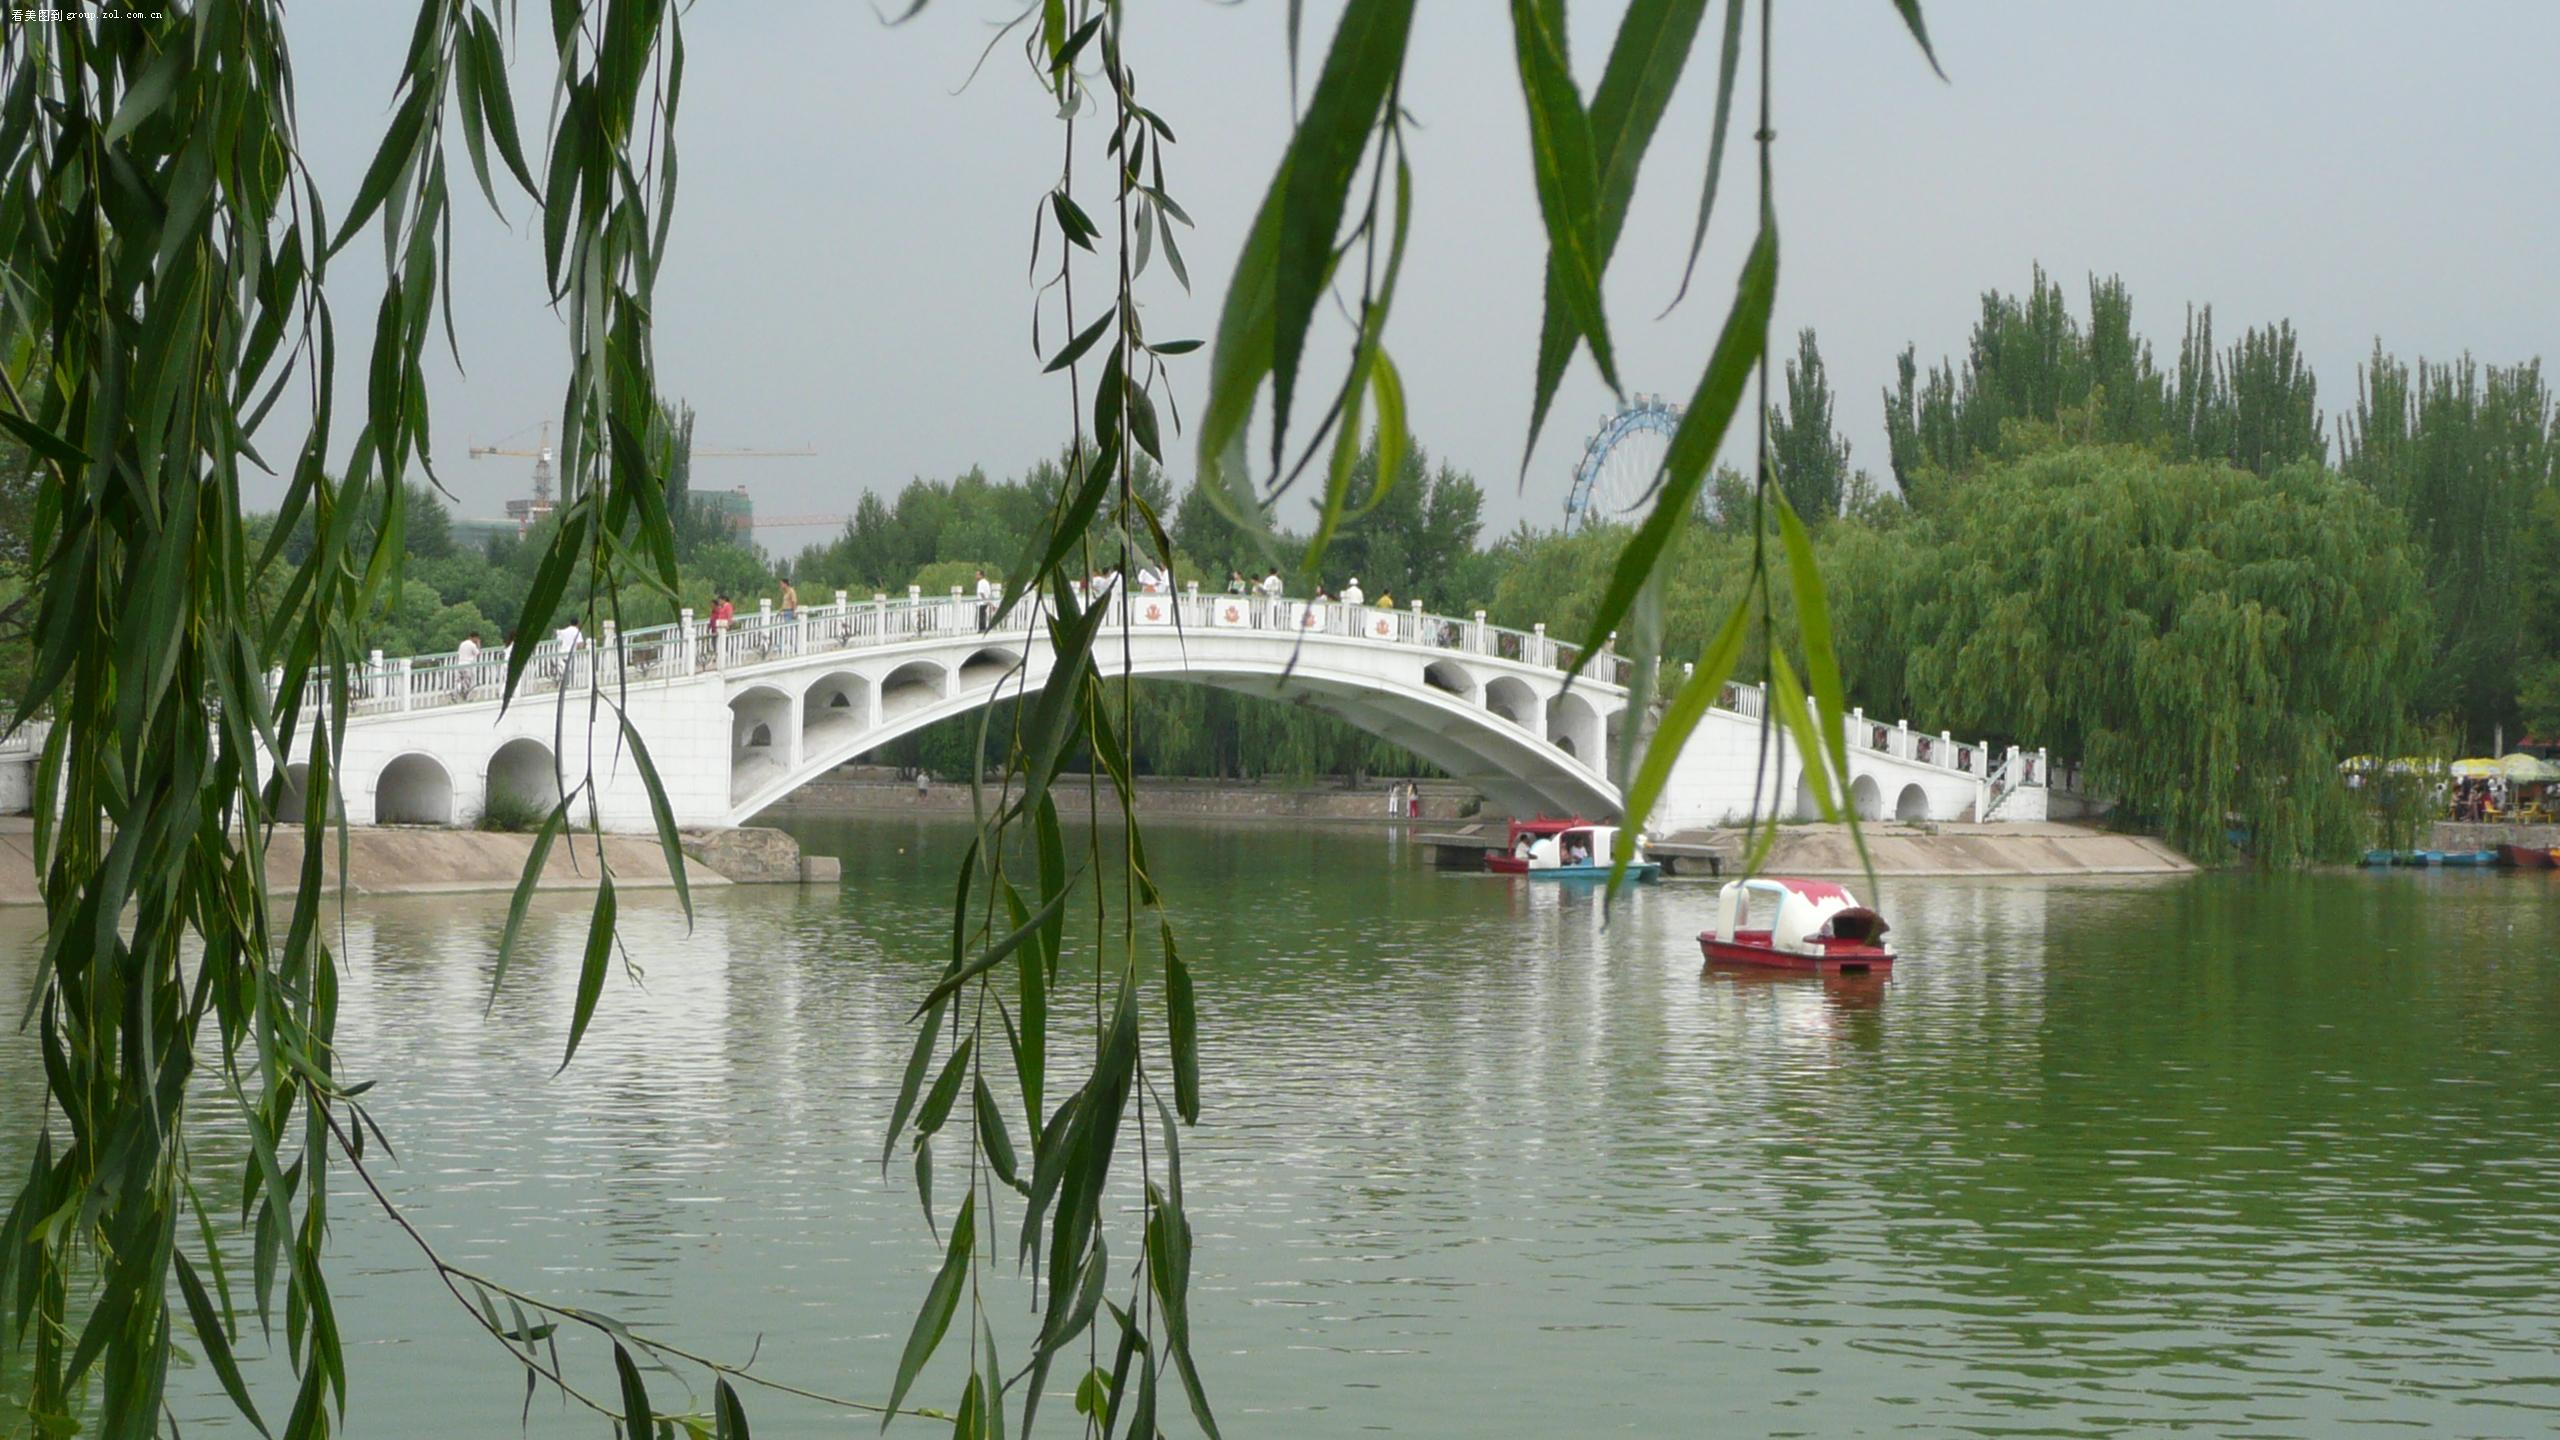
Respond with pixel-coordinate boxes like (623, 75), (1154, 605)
(1698, 877), (1895, 975)
(2497, 843), (2557, 870)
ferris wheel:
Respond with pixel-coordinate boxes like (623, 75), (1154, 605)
(1563, 393), (1685, 533)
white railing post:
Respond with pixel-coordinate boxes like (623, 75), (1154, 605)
(1528, 620), (1543, 664)
(1896, 719), (1909, 759)
(601, 621), (618, 684)
(1852, 707), (1866, 748)
(395, 657), (412, 712)
(680, 609), (696, 671)
(2037, 747), (2049, 786)
(1409, 597), (1423, 646)
(1940, 730), (1952, 769)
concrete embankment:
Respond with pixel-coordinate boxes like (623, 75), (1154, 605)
(1741, 821), (2195, 877)
(0, 820), (830, 905)
(1428, 819), (2193, 878)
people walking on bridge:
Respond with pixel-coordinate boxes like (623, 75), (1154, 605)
(778, 576), (798, 620)
(975, 568), (996, 625)
(455, 631), (482, 700)
(1341, 577), (1365, 606)
(551, 619), (582, 683)
(708, 594), (735, 670)
(1227, 570), (1249, 595)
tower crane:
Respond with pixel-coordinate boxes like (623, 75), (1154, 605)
(467, 421), (559, 528)
(466, 422), (816, 537)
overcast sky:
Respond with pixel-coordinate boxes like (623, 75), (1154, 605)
(271, 1), (2560, 549)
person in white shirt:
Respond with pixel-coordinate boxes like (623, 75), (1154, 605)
(1259, 569), (1283, 598)
(1340, 577), (1365, 606)
(975, 568), (996, 625)
(551, 621), (581, 681)
(453, 627), (481, 696)
(454, 631), (482, 699)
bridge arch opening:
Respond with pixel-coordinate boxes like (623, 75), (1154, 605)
(957, 647), (1022, 692)
(273, 762), (339, 823)
(375, 753), (454, 826)
(486, 738), (561, 821)
(1791, 767), (1822, 821)
(802, 671), (872, 756)
(729, 685), (794, 806)
(1895, 782), (1930, 822)
(1848, 772), (1884, 821)
(1484, 675), (1540, 734)
(1547, 691), (1602, 762)
(1421, 659), (1477, 704)
(879, 660), (948, 723)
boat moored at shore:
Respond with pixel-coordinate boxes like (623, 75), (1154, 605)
(1486, 818), (1661, 883)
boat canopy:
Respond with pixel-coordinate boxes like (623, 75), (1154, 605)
(1511, 822), (1640, 869)
(1712, 877), (1884, 956)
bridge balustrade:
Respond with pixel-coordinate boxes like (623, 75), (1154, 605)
(269, 588), (2071, 796)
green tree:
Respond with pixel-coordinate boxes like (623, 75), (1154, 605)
(2341, 348), (2557, 747)
(1766, 328), (1854, 524)
(1889, 445), (2427, 862)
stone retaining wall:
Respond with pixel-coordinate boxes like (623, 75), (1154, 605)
(2431, 821), (2560, 851)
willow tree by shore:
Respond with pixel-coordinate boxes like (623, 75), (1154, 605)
(1880, 445), (2427, 863)
(0, 1), (1928, 1434)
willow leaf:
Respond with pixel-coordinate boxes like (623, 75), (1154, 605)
(973, 1074), (1023, 1192)
(488, 797), (570, 1013)
(883, 1192), (974, 1428)
(914, 880), (1075, 1022)
(1522, 0), (1710, 469)
(914, 1036), (974, 1137)
(174, 1251), (267, 1437)
(1268, 0), (1417, 471)
(1891, 0), (1948, 79)
(1665, 0), (1746, 312)
(1568, 222), (1776, 681)
(1509, 0), (1621, 403)
(1611, 593), (1751, 898)
(559, 875), (616, 1070)
(1769, 651), (1838, 821)
(613, 1343), (652, 1439)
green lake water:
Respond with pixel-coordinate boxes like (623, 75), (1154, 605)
(6, 816), (2560, 1435)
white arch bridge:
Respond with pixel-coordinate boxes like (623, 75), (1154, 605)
(251, 588), (2084, 834)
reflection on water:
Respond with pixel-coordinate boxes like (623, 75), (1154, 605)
(4, 821), (2560, 1435)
